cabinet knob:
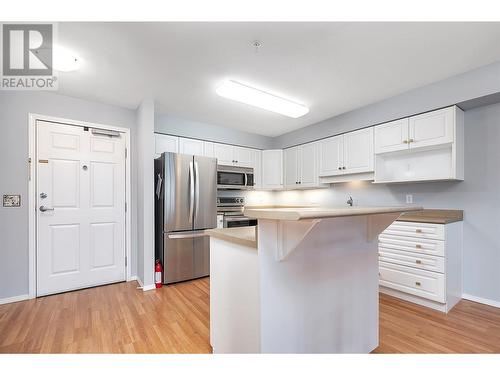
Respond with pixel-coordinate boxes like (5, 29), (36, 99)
(415, 281), (421, 286)
(415, 244), (422, 249)
(415, 260), (422, 264)
(338, 167), (342, 170)
(342, 166), (346, 170)
(409, 139), (414, 143)
(403, 140), (408, 144)
(415, 229), (422, 233)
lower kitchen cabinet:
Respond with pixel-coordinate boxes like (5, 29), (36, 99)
(378, 219), (463, 313)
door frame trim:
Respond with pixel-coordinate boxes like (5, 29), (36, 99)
(28, 113), (132, 298)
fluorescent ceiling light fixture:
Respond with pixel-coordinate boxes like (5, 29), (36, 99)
(53, 46), (81, 72)
(216, 80), (309, 118)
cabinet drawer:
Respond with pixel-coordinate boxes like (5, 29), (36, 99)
(378, 234), (445, 257)
(379, 261), (445, 303)
(379, 247), (445, 273)
(384, 221), (445, 240)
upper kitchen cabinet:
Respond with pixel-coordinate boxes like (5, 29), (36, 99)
(374, 118), (409, 154)
(319, 127), (374, 183)
(179, 137), (205, 156)
(214, 143), (254, 167)
(409, 107), (455, 150)
(374, 106), (464, 183)
(155, 133), (179, 157)
(252, 149), (263, 189)
(284, 142), (321, 189)
(261, 150), (283, 190)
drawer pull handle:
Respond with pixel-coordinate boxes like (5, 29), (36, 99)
(415, 281), (421, 286)
(415, 244), (422, 249)
(415, 260), (422, 264)
(415, 229), (422, 233)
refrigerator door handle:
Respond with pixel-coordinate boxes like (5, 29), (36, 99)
(155, 173), (162, 200)
(167, 230), (208, 239)
(194, 161), (200, 222)
(189, 161), (195, 223)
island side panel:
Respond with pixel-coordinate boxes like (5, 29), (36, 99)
(258, 217), (379, 353)
(210, 237), (260, 353)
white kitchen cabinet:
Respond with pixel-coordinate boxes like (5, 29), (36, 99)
(319, 135), (343, 177)
(343, 127), (374, 174)
(261, 150), (283, 190)
(204, 141), (215, 157)
(284, 147), (299, 188)
(233, 146), (253, 167)
(409, 107), (454, 150)
(252, 149), (262, 189)
(374, 118), (409, 154)
(155, 133), (179, 156)
(179, 137), (205, 156)
(374, 106), (464, 183)
(379, 217), (463, 313)
(214, 143), (254, 167)
(284, 142), (320, 189)
(319, 128), (374, 183)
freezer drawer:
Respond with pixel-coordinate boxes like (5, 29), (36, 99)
(164, 231), (210, 283)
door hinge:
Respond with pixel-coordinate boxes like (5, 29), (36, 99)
(125, 202), (127, 212)
(125, 148), (127, 158)
(125, 256), (127, 267)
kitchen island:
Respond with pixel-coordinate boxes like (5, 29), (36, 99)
(207, 206), (421, 354)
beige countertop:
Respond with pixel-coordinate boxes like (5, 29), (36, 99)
(397, 209), (463, 224)
(243, 205), (422, 221)
(206, 226), (258, 249)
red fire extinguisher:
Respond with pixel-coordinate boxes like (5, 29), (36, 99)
(155, 259), (163, 289)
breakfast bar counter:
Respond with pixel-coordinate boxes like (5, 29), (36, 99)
(208, 205), (421, 354)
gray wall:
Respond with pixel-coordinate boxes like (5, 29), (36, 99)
(247, 102), (500, 303)
(0, 91), (138, 299)
(155, 113), (273, 150)
(274, 60), (500, 149)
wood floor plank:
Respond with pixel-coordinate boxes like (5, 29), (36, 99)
(1, 278), (499, 353)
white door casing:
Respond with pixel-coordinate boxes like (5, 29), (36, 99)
(36, 120), (126, 296)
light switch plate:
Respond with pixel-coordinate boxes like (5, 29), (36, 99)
(3, 194), (21, 207)
(406, 194), (413, 204)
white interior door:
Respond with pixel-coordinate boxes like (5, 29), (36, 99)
(36, 120), (126, 296)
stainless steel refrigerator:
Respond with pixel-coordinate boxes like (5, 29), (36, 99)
(155, 152), (217, 284)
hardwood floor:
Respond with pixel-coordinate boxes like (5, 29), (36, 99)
(1, 278), (499, 353)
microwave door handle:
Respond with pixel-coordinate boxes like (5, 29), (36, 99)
(194, 161), (200, 222)
(189, 161), (194, 223)
(244, 172), (248, 187)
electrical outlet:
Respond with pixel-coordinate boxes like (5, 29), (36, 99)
(406, 194), (413, 204)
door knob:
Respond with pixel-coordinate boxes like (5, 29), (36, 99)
(39, 205), (54, 212)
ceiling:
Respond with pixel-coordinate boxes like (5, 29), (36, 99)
(57, 22), (500, 137)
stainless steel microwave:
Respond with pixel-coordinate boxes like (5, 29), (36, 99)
(217, 165), (254, 190)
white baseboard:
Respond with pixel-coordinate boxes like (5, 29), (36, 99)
(0, 294), (30, 306)
(462, 293), (500, 309)
(128, 275), (138, 281)
(142, 284), (156, 291)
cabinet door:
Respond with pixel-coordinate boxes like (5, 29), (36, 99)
(155, 134), (178, 156)
(214, 143), (234, 165)
(204, 141), (215, 157)
(233, 146), (253, 167)
(374, 118), (409, 154)
(343, 127), (374, 174)
(252, 149), (262, 189)
(262, 150), (283, 189)
(284, 146), (299, 188)
(179, 137), (205, 156)
(319, 135), (343, 176)
(299, 142), (318, 187)
(409, 107), (454, 149)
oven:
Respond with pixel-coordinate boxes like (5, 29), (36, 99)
(217, 165), (254, 190)
(217, 197), (257, 228)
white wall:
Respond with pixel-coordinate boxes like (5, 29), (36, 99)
(0, 91), (138, 300)
(245, 102), (500, 305)
(136, 99), (155, 288)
